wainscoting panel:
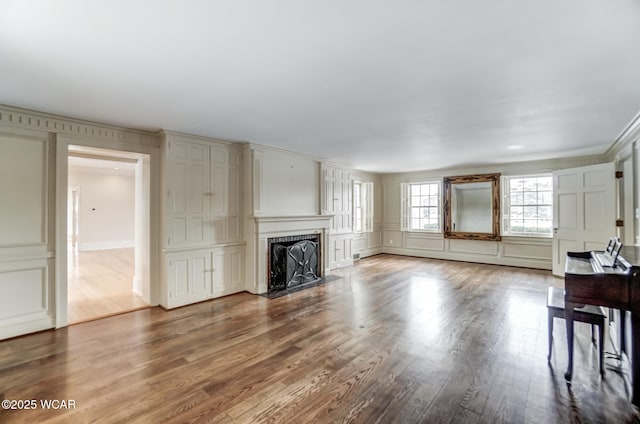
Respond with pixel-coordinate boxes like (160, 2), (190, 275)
(0, 258), (54, 340)
(404, 234), (445, 251)
(449, 239), (499, 255)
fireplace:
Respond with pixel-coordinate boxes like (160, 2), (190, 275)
(268, 234), (321, 293)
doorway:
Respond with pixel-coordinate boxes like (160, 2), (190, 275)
(67, 145), (151, 323)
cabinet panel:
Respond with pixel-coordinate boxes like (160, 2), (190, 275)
(227, 164), (241, 241)
(211, 250), (226, 296)
(167, 251), (211, 308)
(212, 246), (244, 297)
(211, 163), (228, 216)
(167, 141), (210, 247)
(322, 166), (352, 234)
(329, 236), (353, 269)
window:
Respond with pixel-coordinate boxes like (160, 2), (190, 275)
(353, 181), (373, 233)
(503, 175), (553, 236)
(401, 182), (441, 232)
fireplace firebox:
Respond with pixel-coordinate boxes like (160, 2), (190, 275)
(268, 234), (321, 293)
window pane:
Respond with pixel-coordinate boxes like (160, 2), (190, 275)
(537, 177), (552, 191)
(523, 178), (537, 191)
(511, 178), (524, 191)
(538, 206), (552, 220)
(539, 191), (552, 205)
(510, 193), (523, 206)
(524, 192), (537, 205)
(538, 219), (552, 230)
(523, 206), (537, 218)
(510, 206), (523, 220)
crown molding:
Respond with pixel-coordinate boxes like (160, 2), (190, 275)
(0, 104), (160, 147)
(247, 142), (327, 163)
(160, 129), (245, 147)
(381, 154), (608, 182)
(606, 110), (640, 161)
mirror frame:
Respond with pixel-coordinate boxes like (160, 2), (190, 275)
(443, 173), (501, 241)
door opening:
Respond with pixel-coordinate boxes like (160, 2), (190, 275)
(66, 145), (151, 323)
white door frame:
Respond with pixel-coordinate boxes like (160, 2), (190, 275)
(55, 135), (160, 328)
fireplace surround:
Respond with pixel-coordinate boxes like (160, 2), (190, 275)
(268, 234), (320, 293)
(249, 215), (332, 295)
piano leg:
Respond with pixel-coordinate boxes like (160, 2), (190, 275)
(564, 302), (575, 382)
(621, 310), (627, 355)
(632, 312), (640, 406)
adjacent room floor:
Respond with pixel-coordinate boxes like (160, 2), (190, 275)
(67, 247), (148, 323)
(1, 254), (637, 423)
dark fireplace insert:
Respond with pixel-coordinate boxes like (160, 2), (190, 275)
(268, 234), (321, 293)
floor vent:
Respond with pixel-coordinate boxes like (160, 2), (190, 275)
(353, 253), (361, 261)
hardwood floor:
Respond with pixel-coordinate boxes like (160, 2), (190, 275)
(67, 247), (149, 323)
(1, 254), (638, 423)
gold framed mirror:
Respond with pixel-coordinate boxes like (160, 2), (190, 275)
(443, 173), (501, 241)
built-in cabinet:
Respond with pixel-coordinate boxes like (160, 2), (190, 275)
(166, 245), (244, 308)
(321, 165), (354, 269)
(161, 132), (245, 308)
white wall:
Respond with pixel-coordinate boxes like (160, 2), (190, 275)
(69, 167), (135, 250)
(257, 147), (319, 216)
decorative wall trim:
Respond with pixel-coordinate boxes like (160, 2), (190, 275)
(250, 142), (326, 163)
(382, 246), (552, 270)
(0, 104), (160, 147)
(77, 240), (135, 251)
(607, 110), (640, 161)
(161, 129), (242, 147)
(382, 154), (608, 182)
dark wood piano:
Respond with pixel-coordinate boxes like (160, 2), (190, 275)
(564, 246), (640, 405)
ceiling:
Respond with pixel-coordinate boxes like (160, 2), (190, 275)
(1, 1), (640, 173)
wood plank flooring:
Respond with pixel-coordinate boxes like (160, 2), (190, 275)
(1, 254), (638, 423)
(67, 247), (149, 323)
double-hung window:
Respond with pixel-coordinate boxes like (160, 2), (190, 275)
(502, 175), (553, 236)
(401, 181), (441, 232)
(353, 181), (373, 233)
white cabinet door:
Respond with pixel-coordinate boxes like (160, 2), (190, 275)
(210, 146), (229, 243)
(211, 246), (244, 297)
(322, 167), (352, 233)
(322, 167), (336, 215)
(552, 162), (615, 276)
(227, 152), (242, 241)
(329, 236), (353, 269)
(210, 146), (243, 243)
(167, 250), (211, 308)
(167, 140), (210, 247)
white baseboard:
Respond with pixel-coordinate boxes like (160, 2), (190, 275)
(78, 240), (135, 251)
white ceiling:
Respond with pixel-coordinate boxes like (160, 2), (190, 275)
(1, 1), (640, 173)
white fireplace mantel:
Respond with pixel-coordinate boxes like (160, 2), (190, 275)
(254, 215), (332, 235)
